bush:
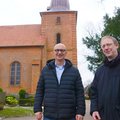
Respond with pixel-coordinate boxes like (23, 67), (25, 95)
(19, 97), (34, 106)
(0, 88), (3, 92)
(0, 89), (6, 110)
(19, 89), (26, 99)
(5, 95), (18, 106)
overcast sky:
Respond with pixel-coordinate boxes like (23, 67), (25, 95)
(0, 0), (120, 86)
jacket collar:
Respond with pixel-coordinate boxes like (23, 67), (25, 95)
(46, 59), (72, 69)
(104, 52), (120, 68)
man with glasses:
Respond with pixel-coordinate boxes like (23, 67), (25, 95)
(90, 36), (120, 120)
(34, 43), (85, 120)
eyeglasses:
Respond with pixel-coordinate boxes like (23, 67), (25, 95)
(54, 49), (66, 52)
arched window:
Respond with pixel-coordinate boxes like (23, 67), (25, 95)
(10, 61), (21, 85)
(56, 33), (61, 44)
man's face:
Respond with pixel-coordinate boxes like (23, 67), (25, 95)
(54, 44), (67, 61)
(100, 38), (118, 60)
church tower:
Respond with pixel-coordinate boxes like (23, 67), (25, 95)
(40, 0), (77, 66)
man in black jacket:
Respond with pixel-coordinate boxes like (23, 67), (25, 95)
(90, 36), (120, 120)
(34, 43), (85, 120)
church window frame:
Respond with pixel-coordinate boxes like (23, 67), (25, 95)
(10, 61), (21, 86)
(56, 16), (61, 25)
(56, 33), (61, 44)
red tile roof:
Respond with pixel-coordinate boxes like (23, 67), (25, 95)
(0, 24), (45, 47)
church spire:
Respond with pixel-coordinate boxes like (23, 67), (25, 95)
(47, 0), (70, 11)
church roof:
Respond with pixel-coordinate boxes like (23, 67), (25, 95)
(47, 0), (70, 11)
(0, 25), (45, 47)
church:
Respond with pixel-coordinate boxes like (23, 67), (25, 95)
(0, 0), (77, 94)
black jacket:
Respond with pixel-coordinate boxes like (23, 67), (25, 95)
(34, 59), (85, 119)
(90, 53), (120, 120)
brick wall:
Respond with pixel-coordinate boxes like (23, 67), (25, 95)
(0, 10), (78, 94)
(41, 11), (77, 66)
(0, 47), (43, 94)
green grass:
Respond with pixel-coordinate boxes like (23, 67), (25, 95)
(0, 106), (34, 118)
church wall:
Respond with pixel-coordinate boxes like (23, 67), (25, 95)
(0, 47), (43, 94)
(0, 2), (78, 94)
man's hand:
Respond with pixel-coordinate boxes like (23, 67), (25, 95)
(92, 111), (101, 120)
(76, 114), (83, 120)
(35, 112), (42, 120)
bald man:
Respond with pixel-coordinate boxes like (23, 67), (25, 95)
(34, 43), (85, 120)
